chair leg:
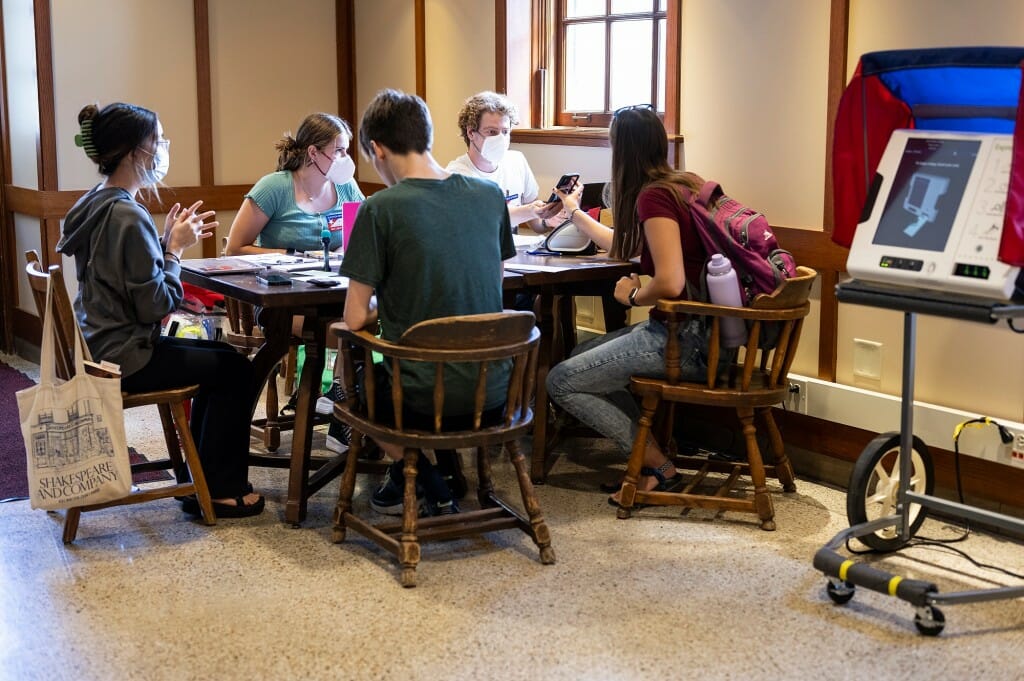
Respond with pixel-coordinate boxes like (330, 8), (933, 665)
(157, 403), (188, 482)
(62, 508), (82, 544)
(760, 408), (796, 493)
(283, 346), (298, 396)
(476, 446), (497, 507)
(263, 365), (282, 452)
(398, 448), (421, 588)
(332, 429), (362, 543)
(170, 401), (216, 525)
(618, 392), (660, 519)
(506, 439), (555, 564)
(738, 407), (775, 531)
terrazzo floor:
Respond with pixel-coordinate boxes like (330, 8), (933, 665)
(2, 353), (1023, 680)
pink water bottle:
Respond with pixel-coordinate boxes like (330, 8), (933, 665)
(706, 254), (747, 348)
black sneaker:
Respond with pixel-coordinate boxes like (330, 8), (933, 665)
(326, 419), (351, 454)
(370, 462), (423, 515)
(422, 498), (460, 516)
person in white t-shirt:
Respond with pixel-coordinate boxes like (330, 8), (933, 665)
(446, 91), (561, 234)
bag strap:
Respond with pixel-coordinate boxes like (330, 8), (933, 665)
(39, 273), (91, 387)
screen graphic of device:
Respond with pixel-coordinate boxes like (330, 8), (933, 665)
(871, 137), (979, 252)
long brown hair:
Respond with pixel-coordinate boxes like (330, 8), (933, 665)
(608, 107), (701, 260)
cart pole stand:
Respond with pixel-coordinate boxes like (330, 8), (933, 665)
(898, 312), (915, 543)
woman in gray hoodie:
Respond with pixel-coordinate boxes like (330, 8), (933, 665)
(57, 101), (263, 518)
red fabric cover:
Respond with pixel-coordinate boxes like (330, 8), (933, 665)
(1000, 61), (1024, 266)
(182, 282), (224, 310)
(831, 62), (913, 248)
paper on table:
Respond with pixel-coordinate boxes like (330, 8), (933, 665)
(504, 263), (572, 273)
(236, 253), (338, 272)
(513, 233), (544, 249)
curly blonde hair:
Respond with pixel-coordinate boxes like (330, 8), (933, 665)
(456, 91), (519, 147)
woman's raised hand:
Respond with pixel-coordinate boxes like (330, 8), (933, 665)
(165, 200), (219, 256)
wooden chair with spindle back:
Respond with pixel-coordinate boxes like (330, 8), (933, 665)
(329, 310), (555, 587)
(24, 250), (215, 542)
(617, 266), (818, 530)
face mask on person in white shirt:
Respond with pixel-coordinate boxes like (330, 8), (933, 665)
(475, 130), (510, 166)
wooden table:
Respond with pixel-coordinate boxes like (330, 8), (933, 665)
(504, 249), (638, 482)
(182, 250), (634, 523)
(180, 268), (352, 525)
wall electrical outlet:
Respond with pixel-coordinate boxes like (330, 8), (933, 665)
(782, 378), (808, 414)
(1011, 432), (1024, 468)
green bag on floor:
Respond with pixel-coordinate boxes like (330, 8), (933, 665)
(293, 345), (336, 394)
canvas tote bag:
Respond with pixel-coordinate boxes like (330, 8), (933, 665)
(16, 276), (132, 510)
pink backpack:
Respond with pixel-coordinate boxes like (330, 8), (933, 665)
(686, 181), (796, 305)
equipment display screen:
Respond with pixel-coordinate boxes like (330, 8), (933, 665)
(871, 138), (980, 252)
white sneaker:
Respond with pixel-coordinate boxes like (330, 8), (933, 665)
(315, 380), (347, 415)
(315, 395), (334, 415)
(326, 434), (349, 454)
(325, 419), (351, 454)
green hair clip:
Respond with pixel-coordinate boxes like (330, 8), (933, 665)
(74, 119), (97, 159)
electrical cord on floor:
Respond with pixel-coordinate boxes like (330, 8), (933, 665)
(844, 416), (1024, 581)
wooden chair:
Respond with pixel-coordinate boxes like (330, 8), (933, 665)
(617, 266), (818, 530)
(330, 311), (555, 587)
(24, 251), (215, 542)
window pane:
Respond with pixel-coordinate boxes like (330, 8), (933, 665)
(566, 0), (605, 19)
(611, 0), (653, 14)
(609, 20), (653, 111)
(564, 23), (607, 112)
(657, 18), (666, 111)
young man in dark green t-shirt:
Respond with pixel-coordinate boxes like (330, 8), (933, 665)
(339, 89), (516, 516)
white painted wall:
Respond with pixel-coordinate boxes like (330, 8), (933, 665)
(52, 0), (199, 190)
(209, 0), (338, 186)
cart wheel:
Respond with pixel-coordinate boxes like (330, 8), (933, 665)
(846, 432), (933, 551)
(914, 605), (945, 636)
(826, 579), (855, 605)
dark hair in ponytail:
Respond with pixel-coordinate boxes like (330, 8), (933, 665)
(275, 112), (352, 171)
(77, 102), (158, 177)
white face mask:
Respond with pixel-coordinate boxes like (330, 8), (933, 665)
(477, 132), (510, 165)
(326, 154), (356, 185)
(316, 151), (356, 185)
(140, 141), (169, 186)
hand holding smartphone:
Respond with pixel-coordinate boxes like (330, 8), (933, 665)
(546, 173), (580, 204)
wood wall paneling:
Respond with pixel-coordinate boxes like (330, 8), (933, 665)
(193, 0), (216, 257)
(337, 0), (357, 127)
(415, 0), (426, 98)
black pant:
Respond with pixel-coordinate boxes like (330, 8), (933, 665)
(121, 336), (255, 498)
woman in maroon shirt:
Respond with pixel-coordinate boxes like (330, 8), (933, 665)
(547, 105), (711, 505)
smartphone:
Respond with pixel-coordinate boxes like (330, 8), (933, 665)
(307, 277), (341, 288)
(256, 269), (292, 286)
(546, 173), (580, 204)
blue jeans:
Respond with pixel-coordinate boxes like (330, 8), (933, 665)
(546, 318), (708, 454)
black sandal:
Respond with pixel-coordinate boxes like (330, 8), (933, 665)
(181, 493), (265, 518)
(279, 391), (298, 417)
(606, 461), (685, 508)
